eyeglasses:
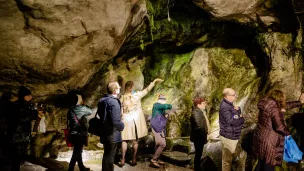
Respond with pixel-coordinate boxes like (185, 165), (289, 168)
(228, 94), (238, 97)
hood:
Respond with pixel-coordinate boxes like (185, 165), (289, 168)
(257, 97), (276, 111)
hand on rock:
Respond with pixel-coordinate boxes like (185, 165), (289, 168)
(153, 78), (164, 84)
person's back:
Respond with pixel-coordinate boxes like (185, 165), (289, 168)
(98, 94), (124, 143)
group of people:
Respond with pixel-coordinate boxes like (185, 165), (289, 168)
(0, 86), (44, 171)
(1, 82), (303, 171)
(210, 88), (304, 171)
(66, 78), (171, 171)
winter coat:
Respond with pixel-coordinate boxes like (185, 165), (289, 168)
(68, 105), (92, 136)
(219, 99), (244, 140)
(190, 107), (208, 143)
(253, 98), (302, 166)
(120, 82), (156, 140)
(8, 101), (38, 144)
(97, 94), (124, 143)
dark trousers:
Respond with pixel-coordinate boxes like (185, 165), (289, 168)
(9, 143), (28, 171)
(254, 159), (275, 171)
(194, 138), (205, 171)
(102, 142), (118, 171)
(68, 136), (85, 171)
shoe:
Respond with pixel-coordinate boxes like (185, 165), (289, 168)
(150, 159), (160, 168)
(158, 160), (165, 165)
(130, 159), (137, 166)
(119, 158), (125, 167)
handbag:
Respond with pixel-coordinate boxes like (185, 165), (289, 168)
(283, 135), (303, 163)
(88, 113), (102, 136)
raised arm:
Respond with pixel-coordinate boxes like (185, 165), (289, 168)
(285, 101), (302, 110)
(137, 78), (164, 98)
(269, 104), (290, 136)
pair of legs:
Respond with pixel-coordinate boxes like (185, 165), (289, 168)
(121, 140), (138, 165)
(193, 138), (206, 171)
(220, 136), (238, 171)
(102, 142), (118, 171)
(68, 135), (89, 171)
(10, 142), (28, 171)
(151, 129), (166, 167)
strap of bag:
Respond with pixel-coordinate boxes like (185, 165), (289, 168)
(67, 109), (82, 129)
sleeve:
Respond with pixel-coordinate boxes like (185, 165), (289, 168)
(236, 107), (241, 114)
(270, 106), (290, 136)
(285, 101), (302, 110)
(155, 104), (172, 111)
(191, 110), (204, 132)
(221, 108), (244, 126)
(21, 110), (38, 123)
(137, 82), (155, 99)
(83, 106), (93, 116)
(109, 100), (125, 131)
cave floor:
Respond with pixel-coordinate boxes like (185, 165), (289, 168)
(18, 158), (193, 171)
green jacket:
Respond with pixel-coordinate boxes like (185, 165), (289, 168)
(151, 103), (172, 118)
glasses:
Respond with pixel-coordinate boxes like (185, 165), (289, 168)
(228, 94), (238, 97)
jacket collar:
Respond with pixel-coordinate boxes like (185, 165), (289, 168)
(222, 98), (234, 106)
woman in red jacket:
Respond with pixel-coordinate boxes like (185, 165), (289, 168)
(253, 90), (304, 171)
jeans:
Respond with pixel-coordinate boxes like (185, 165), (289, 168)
(102, 142), (118, 171)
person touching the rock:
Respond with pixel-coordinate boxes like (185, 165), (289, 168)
(119, 78), (163, 166)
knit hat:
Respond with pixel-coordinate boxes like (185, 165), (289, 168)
(18, 86), (31, 98)
(158, 94), (166, 100)
(76, 94), (83, 105)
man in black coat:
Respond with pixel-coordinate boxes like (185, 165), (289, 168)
(190, 97), (210, 171)
(219, 88), (244, 171)
(97, 82), (124, 171)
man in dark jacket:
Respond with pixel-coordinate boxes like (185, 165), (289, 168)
(190, 97), (210, 171)
(219, 88), (244, 171)
(98, 82), (124, 171)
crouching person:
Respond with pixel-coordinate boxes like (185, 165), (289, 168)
(68, 94), (92, 171)
(150, 94), (172, 168)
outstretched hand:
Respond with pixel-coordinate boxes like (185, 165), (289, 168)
(153, 78), (164, 84)
(299, 93), (304, 104)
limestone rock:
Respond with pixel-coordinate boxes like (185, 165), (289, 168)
(0, 0), (147, 98)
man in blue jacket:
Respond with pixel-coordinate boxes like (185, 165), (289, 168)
(98, 82), (124, 171)
(219, 88), (244, 171)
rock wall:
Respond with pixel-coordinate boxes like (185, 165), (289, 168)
(1, 0), (304, 170)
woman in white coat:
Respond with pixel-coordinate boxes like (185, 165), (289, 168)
(119, 78), (163, 166)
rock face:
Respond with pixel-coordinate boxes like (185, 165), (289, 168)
(0, 0), (147, 98)
(192, 0), (299, 29)
(1, 0), (304, 170)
